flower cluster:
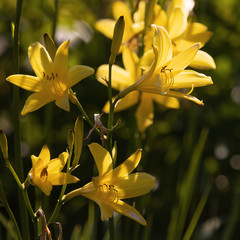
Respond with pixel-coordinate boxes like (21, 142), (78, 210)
(1, 0), (215, 236)
(96, 0), (214, 132)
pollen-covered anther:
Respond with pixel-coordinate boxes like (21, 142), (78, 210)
(99, 184), (119, 203)
(160, 66), (174, 91)
(40, 167), (48, 182)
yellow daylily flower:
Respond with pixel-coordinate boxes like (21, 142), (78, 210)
(63, 143), (156, 225)
(28, 145), (79, 196)
(119, 26), (213, 105)
(7, 40), (94, 115)
(96, 47), (179, 132)
(95, 1), (144, 50)
(144, 0), (215, 69)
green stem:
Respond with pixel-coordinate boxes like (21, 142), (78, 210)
(52, 0), (59, 40)
(12, 0), (31, 239)
(70, 91), (101, 138)
(6, 158), (36, 219)
(48, 147), (73, 224)
(0, 179), (22, 240)
(107, 63), (114, 153)
(106, 63), (115, 240)
(109, 217), (115, 240)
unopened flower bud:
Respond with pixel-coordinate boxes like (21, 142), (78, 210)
(109, 16), (125, 65)
(0, 131), (8, 160)
(67, 129), (74, 153)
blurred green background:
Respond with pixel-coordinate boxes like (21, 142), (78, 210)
(0, 0), (240, 239)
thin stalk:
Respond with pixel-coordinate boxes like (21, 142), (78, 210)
(0, 180), (22, 240)
(107, 63), (114, 153)
(48, 148), (73, 224)
(12, 0), (30, 239)
(6, 158), (35, 219)
(71, 92), (100, 137)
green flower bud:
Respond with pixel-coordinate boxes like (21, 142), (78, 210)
(67, 129), (74, 153)
(72, 117), (84, 168)
(109, 16), (125, 65)
(0, 131), (8, 160)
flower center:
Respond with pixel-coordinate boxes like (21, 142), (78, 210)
(98, 184), (119, 203)
(42, 71), (65, 96)
(40, 167), (48, 182)
(160, 65), (174, 93)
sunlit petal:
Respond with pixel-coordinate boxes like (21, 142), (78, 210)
(165, 90), (204, 105)
(28, 42), (52, 78)
(111, 200), (147, 226)
(136, 93), (154, 132)
(172, 70), (213, 88)
(67, 65), (94, 88)
(96, 64), (132, 90)
(38, 145), (51, 164)
(190, 50), (216, 70)
(154, 95), (180, 109)
(21, 91), (54, 115)
(47, 152), (69, 173)
(122, 48), (140, 79)
(53, 40), (69, 77)
(168, 7), (187, 39)
(95, 19), (115, 39)
(7, 75), (42, 92)
(115, 172), (156, 199)
(153, 26), (172, 69)
(55, 94), (70, 112)
(89, 143), (113, 178)
(104, 149), (142, 181)
(167, 43), (199, 71)
(50, 172), (79, 185)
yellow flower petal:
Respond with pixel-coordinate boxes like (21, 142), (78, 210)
(28, 42), (52, 78)
(55, 94), (70, 112)
(167, 43), (199, 71)
(89, 143), (113, 178)
(53, 40), (69, 77)
(21, 91), (54, 115)
(104, 149), (142, 182)
(176, 24), (213, 50)
(114, 91), (140, 112)
(153, 26), (172, 69)
(95, 19), (115, 39)
(7, 75), (42, 92)
(67, 65), (94, 88)
(103, 91), (139, 113)
(136, 93), (154, 132)
(113, 1), (133, 39)
(47, 152), (69, 174)
(122, 48), (140, 79)
(111, 199), (147, 226)
(190, 50), (216, 70)
(168, 7), (187, 39)
(165, 90), (204, 105)
(49, 172), (79, 185)
(115, 172), (156, 199)
(38, 145), (51, 164)
(96, 64), (132, 90)
(172, 70), (213, 88)
(36, 179), (52, 196)
(153, 95), (180, 109)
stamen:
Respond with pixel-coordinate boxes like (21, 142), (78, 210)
(98, 184), (119, 203)
(187, 84), (194, 95)
(160, 66), (174, 92)
(40, 167), (48, 182)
